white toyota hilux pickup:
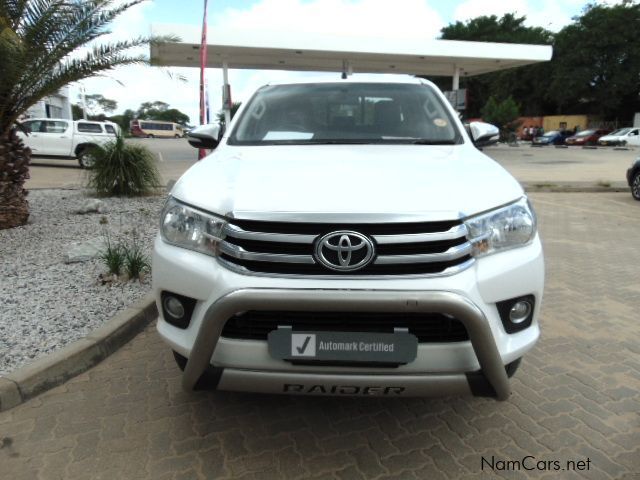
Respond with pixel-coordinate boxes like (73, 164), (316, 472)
(18, 118), (119, 168)
(153, 76), (544, 401)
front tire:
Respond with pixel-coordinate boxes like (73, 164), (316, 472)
(631, 171), (640, 201)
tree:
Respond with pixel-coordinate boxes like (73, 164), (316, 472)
(135, 101), (189, 125)
(72, 104), (84, 120)
(437, 14), (554, 118)
(548, 2), (640, 119)
(109, 108), (136, 133)
(0, 0), (170, 229)
(84, 93), (117, 116)
(481, 96), (520, 140)
(136, 100), (169, 118)
(216, 102), (242, 126)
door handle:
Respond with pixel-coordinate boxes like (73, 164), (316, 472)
(60, 136), (68, 138)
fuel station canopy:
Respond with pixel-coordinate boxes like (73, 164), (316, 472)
(150, 24), (552, 81)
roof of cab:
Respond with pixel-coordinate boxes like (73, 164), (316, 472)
(262, 73), (428, 87)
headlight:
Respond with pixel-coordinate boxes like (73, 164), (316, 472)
(160, 197), (227, 256)
(464, 198), (536, 258)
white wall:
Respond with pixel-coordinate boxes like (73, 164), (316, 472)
(25, 86), (73, 120)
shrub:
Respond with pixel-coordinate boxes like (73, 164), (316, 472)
(124, 238), (150, 280)
(87, 136), (161, 196)
(99, 230), (150, 281)
(481, 96), (521, 141)
(100, 236), (126, 276)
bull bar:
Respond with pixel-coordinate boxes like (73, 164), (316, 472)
(182, 289), (511, 401)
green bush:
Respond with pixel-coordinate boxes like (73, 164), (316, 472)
(124, 238), (150, 280)
(481, 96), (521, 141)
(87, 136), (161, 196)
(99, 230), (150, 281)
(100, 236), (125, 276)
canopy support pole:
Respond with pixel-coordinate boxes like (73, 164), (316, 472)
(452, 65), (460, 90)
(222, 60), (231, 125)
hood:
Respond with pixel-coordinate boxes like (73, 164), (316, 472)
(171, 144), (524, 221)
(600, 134), (622, 141)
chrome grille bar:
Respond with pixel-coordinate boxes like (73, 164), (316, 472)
(224, 224), (315, 244)
(375, 243), (472, 265)
(373, 224), (468, 244)
(219, 242), (315, 264)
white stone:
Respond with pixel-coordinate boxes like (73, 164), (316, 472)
(63, 237), (106, 264)
(76, 199), (105, 214)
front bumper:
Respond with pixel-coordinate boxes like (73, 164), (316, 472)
(153, 236), (544, 401)
(182, 288), (512, 400)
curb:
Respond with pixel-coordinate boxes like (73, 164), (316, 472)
(523, 183), (628, 193)
(0, 293), (157, 413)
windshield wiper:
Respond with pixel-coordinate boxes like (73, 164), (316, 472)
(306, 139), (375, 144)
(410, 139), (457, 145)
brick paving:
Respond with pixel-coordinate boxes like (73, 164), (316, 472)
(1, 192), (639, 479)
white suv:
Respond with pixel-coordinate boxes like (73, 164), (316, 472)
(18, 118), (120, 168)
(153, 76), (544, 401)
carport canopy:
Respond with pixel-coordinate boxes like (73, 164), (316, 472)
(150, 23), (552, 83)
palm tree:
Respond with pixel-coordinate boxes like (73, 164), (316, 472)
(216, 102), (242, 126)
(0, 0), (168, 229)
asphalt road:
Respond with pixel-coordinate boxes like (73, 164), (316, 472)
(25, 139), (637, 191)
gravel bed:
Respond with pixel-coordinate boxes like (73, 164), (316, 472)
(0, 189), (165, 375)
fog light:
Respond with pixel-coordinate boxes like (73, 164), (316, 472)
(163, 295), (185, 319)
(509, 300), (532, 324)
(496, 295), (535, 334)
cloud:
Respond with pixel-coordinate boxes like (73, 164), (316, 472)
(73, 0), (446, 124)
(214, 0), (444, 41)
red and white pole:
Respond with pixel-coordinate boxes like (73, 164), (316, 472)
(198, 0), (209, 160)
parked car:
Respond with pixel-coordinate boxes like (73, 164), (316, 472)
(598, 127), (640, 147)
(627, 157), (640, 200)
(18, 118), (120, 168)
(154, 76), (544, 401)
(531, 130), (572, 145)
(565, 129), (611, 146)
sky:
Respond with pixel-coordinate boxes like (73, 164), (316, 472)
(73, 0), (612, 125)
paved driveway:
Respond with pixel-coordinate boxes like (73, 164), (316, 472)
(1, 193), (638, 479)
(24, 139), (637, 191)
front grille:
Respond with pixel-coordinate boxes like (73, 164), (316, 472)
(221, 311), (469, 343)
(218, 218), (473, 276)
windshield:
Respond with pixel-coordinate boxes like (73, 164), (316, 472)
(610, 128), (630, 136)
(575, 130), (594, 137)
(229, 82), (461, 145)
(543, 131), (558, 137)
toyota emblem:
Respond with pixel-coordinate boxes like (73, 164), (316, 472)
(314, 231), (375, 272)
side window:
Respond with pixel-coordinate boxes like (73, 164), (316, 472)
(43, 121), (68, 133)
(104, 125), (116, 135)
(77, 122), (103, 133)
(24, 120), (42, 133)
(631, 129), (639, 136)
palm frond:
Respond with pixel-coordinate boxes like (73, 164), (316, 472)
(0, 0), (177, 135)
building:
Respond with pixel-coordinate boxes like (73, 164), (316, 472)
(25, 86), (72, 120)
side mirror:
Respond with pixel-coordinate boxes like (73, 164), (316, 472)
(187, 124), (224, 149)
(469, 122), (500, 147)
